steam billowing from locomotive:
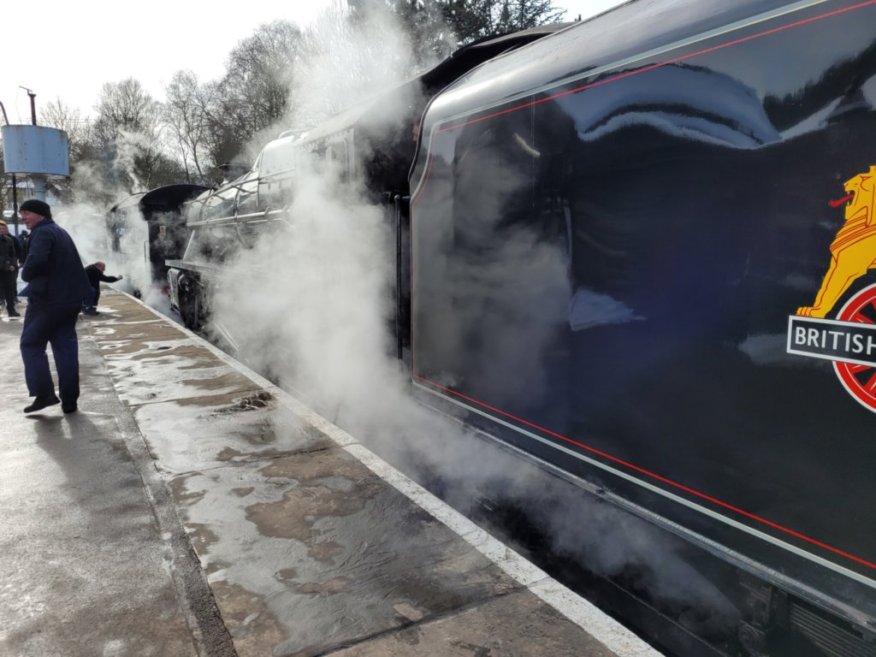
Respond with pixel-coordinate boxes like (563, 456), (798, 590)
(90, 1), (876, 653)
(193, 2), (742, 638)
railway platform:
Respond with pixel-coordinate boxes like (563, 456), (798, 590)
(0, 288), (663, 657)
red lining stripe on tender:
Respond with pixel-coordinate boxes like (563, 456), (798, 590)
(410, 0), (876, 573)
(415, 374), (876, 571)
(435, 0), (876, 134)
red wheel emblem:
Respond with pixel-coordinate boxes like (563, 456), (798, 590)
(834, 284), (876, 413)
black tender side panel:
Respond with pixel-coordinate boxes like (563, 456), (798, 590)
(411, 0), (876, 620)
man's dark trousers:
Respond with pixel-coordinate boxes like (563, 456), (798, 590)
(0, 271), (17, 314)
(20, 302), (81, 404)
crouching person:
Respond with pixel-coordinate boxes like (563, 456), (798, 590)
(83, 262), (123, 315)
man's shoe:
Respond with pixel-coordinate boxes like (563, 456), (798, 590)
(24, 395), (61, 413)
(62, 403), (78, 414)
(8, 311), (20, 317)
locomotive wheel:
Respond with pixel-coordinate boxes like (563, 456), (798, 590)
(834, 284), (876, 413)
(179, 285), (202, 331)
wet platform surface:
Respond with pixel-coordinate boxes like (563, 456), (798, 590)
(1, 289), (662, 657)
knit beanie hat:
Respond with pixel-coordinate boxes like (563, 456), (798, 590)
(20, 199), (52, 219)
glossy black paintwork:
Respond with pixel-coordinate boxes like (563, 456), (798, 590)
(411, 0), (876, 610)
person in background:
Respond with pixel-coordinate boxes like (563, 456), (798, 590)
(18, 199), (90, 414)
(82, 262), (123, 315)
(0, 220), (22, 317)
(18, 229), (30, 262)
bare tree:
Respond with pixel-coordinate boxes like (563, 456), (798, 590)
(33, 98), (100, 203)
(208, 21), (304, 165)
(40, 98), (93, 162)
(164, 71), (212, 182)
(93, 78), (159, 146)
(91, 79), (183, 195)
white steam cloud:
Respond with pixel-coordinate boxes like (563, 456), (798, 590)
(202, 3), (741, 637)
(211, 154), (398, 421)
(60, 198), (164, 308)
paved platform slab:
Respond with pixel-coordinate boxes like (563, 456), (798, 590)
(325, 591), (617, 657)
(0, 309), (202, 657)
(170, 450), (517, 657)
(1, 290), (663, 657)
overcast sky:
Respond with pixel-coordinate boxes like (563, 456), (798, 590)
(1, 0), (624, 123)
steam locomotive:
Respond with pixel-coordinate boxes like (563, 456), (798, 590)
(106, 183), (207, 294)
(156, 1), (876, 654)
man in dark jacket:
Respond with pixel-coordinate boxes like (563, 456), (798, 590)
(0, 220), (22, 317)
(83, 261), (123, 315)
(18, 199), (90, 414)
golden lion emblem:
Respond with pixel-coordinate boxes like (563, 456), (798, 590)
(797, 165), (876, 318)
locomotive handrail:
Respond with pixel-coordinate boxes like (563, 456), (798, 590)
(186, 216), (238, 228)
(235, 211), (272, 223)
(164, 259), (222, 275)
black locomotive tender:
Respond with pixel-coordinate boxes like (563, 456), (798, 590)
(120, 1), (876, 655)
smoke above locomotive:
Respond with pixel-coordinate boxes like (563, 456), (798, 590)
(159, 2), (876, 656)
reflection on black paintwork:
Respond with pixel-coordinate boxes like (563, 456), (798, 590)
(412, 2), (876, 586)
